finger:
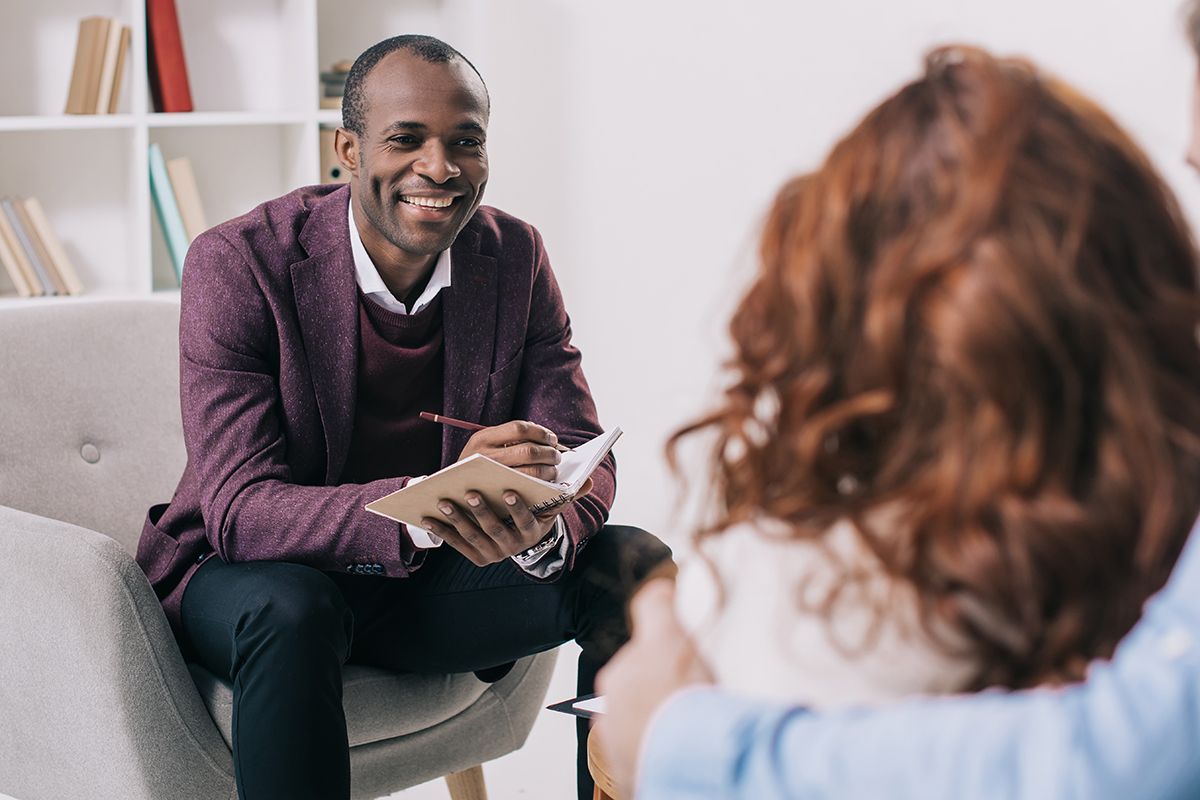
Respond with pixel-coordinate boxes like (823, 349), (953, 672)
(420, 515), (484, 564)
(431, 500), (505, 563)
(478, 420), (559, 449)
(490, 442), (562, 469)
(628, 578), (680, 638)
(503, 491), (556, 546)
(462, 491), (522, 550)
(511, 463), (559, 481)
(504, 419), (560, 448)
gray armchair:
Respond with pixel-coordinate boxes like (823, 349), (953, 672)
(0, 299), (557, 800)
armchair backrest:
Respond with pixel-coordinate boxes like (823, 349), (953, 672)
(0, 299), (185, 555)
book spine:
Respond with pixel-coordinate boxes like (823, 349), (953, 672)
(64, 17), (102, 114)
(148, 143), (189, 280)
(0, 205), (44, 296)
(146, 0), (193, 113)
(0, 216), (33, 298)
(23, 198), (84, 295)
(107, 26), (132, 114)
(94, 18), (123, 114)
(80, 17), (112, 115)
(165, 156), (208, 241)
(0, 199), (57, 295)
(12, 200), (68, 295)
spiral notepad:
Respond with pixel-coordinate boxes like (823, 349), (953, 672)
(365, 427), (622, 528)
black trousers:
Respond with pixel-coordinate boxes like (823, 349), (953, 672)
(180, 524), (671, 800)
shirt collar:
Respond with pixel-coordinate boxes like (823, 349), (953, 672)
(348, 194), (452, 315)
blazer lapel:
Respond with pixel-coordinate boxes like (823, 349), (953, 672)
(292, 186), (358, 483)
(441, 220), (498, 464)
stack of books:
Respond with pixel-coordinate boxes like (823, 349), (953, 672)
(65, 17), (131, 115)
(319, 60), (352, 110)
(149, 144), (208, 282)
(0, 198), (84, 298)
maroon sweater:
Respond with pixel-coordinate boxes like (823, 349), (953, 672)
(341, 291), (445, 484)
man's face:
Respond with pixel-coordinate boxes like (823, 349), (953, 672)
(345, 51), (489, 262)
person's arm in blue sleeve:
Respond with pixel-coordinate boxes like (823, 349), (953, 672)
(603, 528), (1200, 800)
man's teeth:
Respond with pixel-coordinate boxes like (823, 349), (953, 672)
(402, 196), (454, 208)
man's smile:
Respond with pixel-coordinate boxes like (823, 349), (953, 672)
(400, 194), (458, 209)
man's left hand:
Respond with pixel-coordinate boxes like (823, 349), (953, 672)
(421, 478), (593, 566)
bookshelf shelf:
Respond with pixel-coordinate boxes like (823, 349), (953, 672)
(147, 111), (320, 128)
(0, 0), (456, 301)
(0, 115), (138, 132)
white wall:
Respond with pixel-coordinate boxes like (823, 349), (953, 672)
(462, 0), (1200, 553)
(389, 6), (1200, 798)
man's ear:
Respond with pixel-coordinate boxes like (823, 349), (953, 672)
(334, 128), (360, 175)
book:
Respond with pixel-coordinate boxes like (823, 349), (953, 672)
(320, 127), (349, 183)
(64, 17), (111, 115)
(1, 198), (60, 295)
(23, 198), (84, 295)
(165, 156), (208, 241)
(0, 215), (33, 297)
(107, 25), (132, 113)
(0, 205), (44, 296)
(366, 427), (623, 528)
(93, 19), (123, 113)
(149, 143), (190, 280)
(146, 0), (194, 113)
(11, 200), (68, 295)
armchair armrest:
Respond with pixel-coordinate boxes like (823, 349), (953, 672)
(0, 505), (233, 800)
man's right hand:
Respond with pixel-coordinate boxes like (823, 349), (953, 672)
(457, 420), (562, 481)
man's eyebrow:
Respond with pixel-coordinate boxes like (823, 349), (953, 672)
(380, 120), (486, 134)
(383, 121), (426, 133)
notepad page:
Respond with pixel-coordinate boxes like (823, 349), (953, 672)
(557, 427), (622, 489)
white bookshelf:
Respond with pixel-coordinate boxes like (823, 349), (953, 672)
(0, 0), (465, 307)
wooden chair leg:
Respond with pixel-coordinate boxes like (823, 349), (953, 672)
(445, 764), (488, 800)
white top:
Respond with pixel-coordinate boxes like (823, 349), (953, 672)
(675, 517), (981, 708)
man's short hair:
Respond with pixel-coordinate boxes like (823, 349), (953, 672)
(341, 34), (487, 136)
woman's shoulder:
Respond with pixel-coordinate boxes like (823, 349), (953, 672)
(675, 515), (980, 708)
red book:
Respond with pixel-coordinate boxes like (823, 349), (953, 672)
(146, 0), (193, 112)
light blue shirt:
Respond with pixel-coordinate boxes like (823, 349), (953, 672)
(637, 522), (1200, 799)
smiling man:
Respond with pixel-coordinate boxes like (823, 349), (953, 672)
(135, 35), (669, 800)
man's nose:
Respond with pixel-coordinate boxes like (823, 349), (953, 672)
(413, 143), (462, 184)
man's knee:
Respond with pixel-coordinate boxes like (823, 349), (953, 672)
(238, 565), (354, 662)
(582, 524), (674, 587)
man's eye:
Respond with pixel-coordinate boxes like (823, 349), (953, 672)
(389, 136), (418, 146)
(455, 138), (483, 148)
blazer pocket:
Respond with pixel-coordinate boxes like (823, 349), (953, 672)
(136, 503), (181, 584)
(485, 348), (525, 411)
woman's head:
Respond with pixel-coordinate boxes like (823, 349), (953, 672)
(675, 45), (1200, 688)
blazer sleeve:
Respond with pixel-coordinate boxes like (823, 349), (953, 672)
(177, 230), (415, 577)
(509, 227), (616, 573)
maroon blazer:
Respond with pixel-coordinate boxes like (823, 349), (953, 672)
(136, 184), (615, 634)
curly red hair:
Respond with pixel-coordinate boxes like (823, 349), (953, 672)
(671, 46), (1200, 689)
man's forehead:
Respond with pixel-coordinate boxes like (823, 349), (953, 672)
(362, 53), (488, 126)
(367, 51), (486, 101)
